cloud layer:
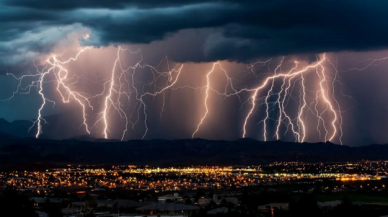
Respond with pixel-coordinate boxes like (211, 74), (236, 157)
(1, 0), (388, 69)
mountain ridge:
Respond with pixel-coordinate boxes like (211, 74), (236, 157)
(0, 136), (386, 166)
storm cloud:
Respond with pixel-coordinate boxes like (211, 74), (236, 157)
(1, 0), (388, 68)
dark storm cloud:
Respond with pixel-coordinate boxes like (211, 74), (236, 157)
(2, 0), (388, 68)
(4, 0), (211, 10)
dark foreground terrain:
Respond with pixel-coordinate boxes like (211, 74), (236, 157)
(1, 134), (388, 166)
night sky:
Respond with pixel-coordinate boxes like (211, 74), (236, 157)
(1, 0), (388, 146)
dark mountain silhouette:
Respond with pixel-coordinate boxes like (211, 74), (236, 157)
(0, 111), (88, 139)
(1, 114), (388, 166)
(0, 118), (34, 137)
(0, 138), (387, 166)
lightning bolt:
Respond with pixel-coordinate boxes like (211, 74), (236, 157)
(101, 48), (121, 139)
(192, 62), (240, 138)
(4, 45), (349, 145)
(275, 60), (299, 141)
(137, 63), (184, 139)
(242, 53), (342, 144)
(5, 47), (92, 138)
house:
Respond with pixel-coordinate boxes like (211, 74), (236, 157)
(136, 202), (199, 217)
(258, 203), (289, 217)
(197, 197), (213, 206)
(317, 200), (342, 208)
(213, 194), (239, 205)
(258, 203), (289, 211)
(158, 193), (183, 203)
(35, 211), (49, 217)
(30, 197), (63, 207)
(62, 201), (85, 215)
(97, 199), (150, 209)
(317, 200), (342, 213)
(207, 207), (228, 215)
(223, 197), (238, 205)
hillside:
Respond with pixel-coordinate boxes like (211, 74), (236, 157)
(0, 138), (387, 166)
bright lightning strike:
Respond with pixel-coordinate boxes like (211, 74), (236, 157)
(5, 47), (92, 138)
(240, 54), (343, 144)
(5, 47), (355, 145)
